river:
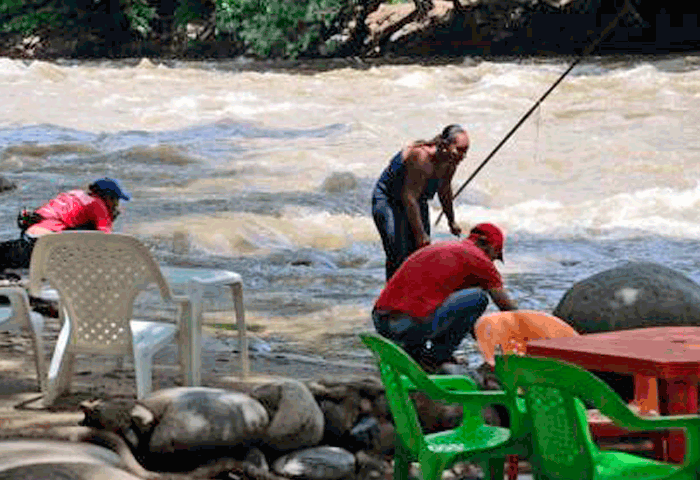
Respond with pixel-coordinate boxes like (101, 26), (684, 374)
(2, 54), (700, 356)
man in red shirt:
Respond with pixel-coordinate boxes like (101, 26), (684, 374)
(0, 177), (130, 273)
(372, 222), (518, 371)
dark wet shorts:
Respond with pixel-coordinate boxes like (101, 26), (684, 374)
(0, 234), (37, 271)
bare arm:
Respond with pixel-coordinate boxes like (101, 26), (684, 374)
(401, 149), (432, 248)
(487, 287), (518, 311)
(437, 166), (461, 236)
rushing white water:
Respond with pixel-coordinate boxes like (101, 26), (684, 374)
(3, 55), (700, 330)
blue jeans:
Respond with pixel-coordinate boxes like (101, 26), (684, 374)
(371, 193), (430, 280)
(373, 288), (489, 365)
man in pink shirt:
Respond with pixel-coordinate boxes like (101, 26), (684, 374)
(0, 177), (130, 273)
(372, 223), (518, 371)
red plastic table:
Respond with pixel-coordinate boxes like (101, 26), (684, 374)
(526, 326), (700, 463)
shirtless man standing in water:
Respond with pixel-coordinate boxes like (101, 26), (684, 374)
(372, 124), (469, 280)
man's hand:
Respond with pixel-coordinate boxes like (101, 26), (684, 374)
(448, 221), (462, 237)
(488, 288), (518, 311)
(417, 234), (431, 249)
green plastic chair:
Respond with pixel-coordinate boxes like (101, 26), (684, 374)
(495, 354), (700, 480)
(359, 333), (530, 480)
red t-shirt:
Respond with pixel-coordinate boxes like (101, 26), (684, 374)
(33, 190), (114, 233)
(374, 239), (503, 320)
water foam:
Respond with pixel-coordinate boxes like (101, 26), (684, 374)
(392, 71), (434, 88)
(0, 58), (27, 77)
(133, 208), (377, 256)
(452, 182), (700, 240)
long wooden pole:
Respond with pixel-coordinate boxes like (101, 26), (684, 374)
(436, 0), (631, 227)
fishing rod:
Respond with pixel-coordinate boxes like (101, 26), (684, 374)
(436, 0), (632, 227)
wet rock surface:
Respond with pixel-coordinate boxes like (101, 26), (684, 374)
(63, 372), (478, 479)
(138, 387), (270, 470)
(272, 446), (356, 480)
(553, 261), (700, 333)
(251, 379), (325, 452)
(0, 176), (17, 193)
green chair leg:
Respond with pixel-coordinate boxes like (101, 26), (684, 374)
(488, 456), (505, 480)
(394, 437), (412, 480)
(419, 453), (448, 480)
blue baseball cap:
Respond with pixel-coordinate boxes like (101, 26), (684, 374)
(91, 177), (130, 201)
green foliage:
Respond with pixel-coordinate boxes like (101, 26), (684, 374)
(0, 0), (352, 58)
(0, 0), (23, 16)
(216, 0), (347, 58)
(122, 0), (157, 38)
(0, 0), (61, 35)
(174, 0), (214, 29)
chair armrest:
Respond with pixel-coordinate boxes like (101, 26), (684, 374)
(430, 375), (479, 392)
(618, 413), (700, 432)
(400, 372), (509, 409)
(403, 378), (511, 410)
(0, 287), (32, 326)
(402, 374), (478, 392)
(622, 414), (700, 467)
(442, 390), (510, 408)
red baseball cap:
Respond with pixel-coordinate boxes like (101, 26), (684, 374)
(468, 223), (504, 261)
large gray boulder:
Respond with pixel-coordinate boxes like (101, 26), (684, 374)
(0, 439), (141, 480)
(140, 387), (269, 455)
(0, 463), (140, 480)
(251, 379), (325, 452)
(553, 262), (700, 333)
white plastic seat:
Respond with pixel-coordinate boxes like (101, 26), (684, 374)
(185, 271), (247, 385)
(28, 232), (192, 404)
(0, 287), (47, 392)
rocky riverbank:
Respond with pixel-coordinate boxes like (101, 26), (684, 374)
(2, 0), (695, 61)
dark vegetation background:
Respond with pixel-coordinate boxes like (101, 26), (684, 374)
(0, 0), (698, 60)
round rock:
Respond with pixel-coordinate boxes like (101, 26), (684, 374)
(0, 463), (141, 480)
(0, 439), (139, 480)
(140, 387), (269, 454)
(272, 446), (356, 480)
(321, 172), (358, 193)
(252, 379), (325, 451)
(553, 261), (700, 333)
(0, 176), (16, 193)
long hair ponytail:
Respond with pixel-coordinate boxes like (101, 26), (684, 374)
(413, 124), (466, 149)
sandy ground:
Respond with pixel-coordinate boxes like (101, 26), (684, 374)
(0, 308), (380, 435)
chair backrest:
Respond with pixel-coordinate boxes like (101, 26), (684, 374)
(28, 232), (174, 354)
(494, 355), (634, 480)
(359, 333), (479, 458)
(474, 310), (579, 366)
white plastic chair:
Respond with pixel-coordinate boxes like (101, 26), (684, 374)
(0, 287), (47, 392)
(185, 271), (247, 385)
(27, 232), (192, 404)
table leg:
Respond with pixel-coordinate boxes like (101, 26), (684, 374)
(185, 282), (204, 387)
(506, 455), (518, 480)
(633, 375), (658, 413)
(231, 283), (248, 378)
(658, 379), (698, 463)
(630, 374), (666, 461)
